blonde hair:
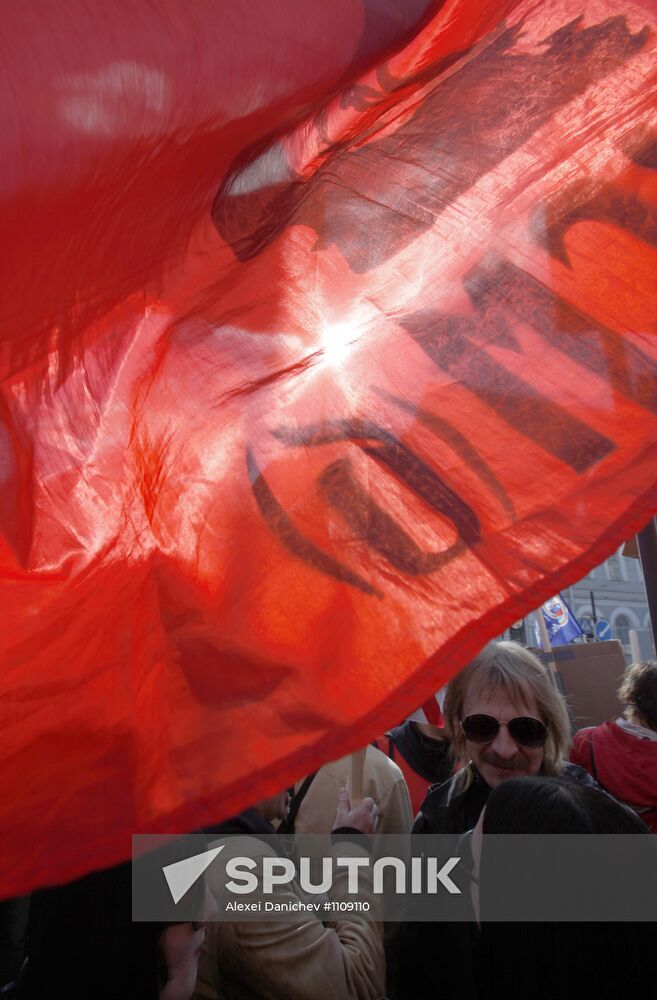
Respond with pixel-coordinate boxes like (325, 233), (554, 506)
(444, 640), (571, 787)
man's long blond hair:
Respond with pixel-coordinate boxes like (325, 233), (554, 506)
(444, 641), (571, 788)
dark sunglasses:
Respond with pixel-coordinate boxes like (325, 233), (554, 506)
(462, 713), (548, 749)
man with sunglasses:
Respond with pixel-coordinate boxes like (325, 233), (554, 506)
(395, 642), (596, 1000)
(413, 641), (594, 834)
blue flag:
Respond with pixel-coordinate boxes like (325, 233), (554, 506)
(541, 595), (583, 646)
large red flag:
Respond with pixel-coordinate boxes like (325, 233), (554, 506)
(2, 0), (657, 896)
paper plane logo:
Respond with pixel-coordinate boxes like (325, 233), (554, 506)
(163, 845), (225, 904)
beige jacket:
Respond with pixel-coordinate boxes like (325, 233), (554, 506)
(194, 834), (385, 1000)
(293, 745), (413, 836)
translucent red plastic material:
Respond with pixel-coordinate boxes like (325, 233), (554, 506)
(1, 0), (657, 894)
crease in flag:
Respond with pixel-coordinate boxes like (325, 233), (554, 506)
(1, 0), (657, 895)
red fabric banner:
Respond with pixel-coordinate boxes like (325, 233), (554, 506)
(2, 0), (657, 895)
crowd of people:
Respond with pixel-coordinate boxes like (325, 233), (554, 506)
(2, 641), (657, 999)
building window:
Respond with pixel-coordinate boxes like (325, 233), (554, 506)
(607, 554), (623, 581)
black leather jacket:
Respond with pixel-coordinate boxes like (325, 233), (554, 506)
(413, 761), (596, 834)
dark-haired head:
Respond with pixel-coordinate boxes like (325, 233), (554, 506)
(473, 776), (654, 933)
(619, 659), (657, 731)
(482, 775), (650, 834)
(474, 778), (657, 996)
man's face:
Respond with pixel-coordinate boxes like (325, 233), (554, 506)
(461, 684), (545, 788)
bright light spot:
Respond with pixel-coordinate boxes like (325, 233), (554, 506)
(318, 319), (363, 367)
(59, 61), (169, 137)
(229, 144), (287, 196)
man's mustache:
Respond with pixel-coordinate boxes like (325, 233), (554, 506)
(480, 750), (530, 771)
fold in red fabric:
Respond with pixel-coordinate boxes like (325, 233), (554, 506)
(1, 0), (657, 894)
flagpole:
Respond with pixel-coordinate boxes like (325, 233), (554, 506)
(537, 607), (561, 692)
(637, 518), (657, 655)
(349, 748), (366, 804)
(537, 610), (551, 652)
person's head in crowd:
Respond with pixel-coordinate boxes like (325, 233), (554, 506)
(619, 659), (657, 731)
(444, 640), (570, 788)
(132, 836), (215, 999)
(467, 776), (651, 927)
(22, 858), (207, 1000)
(133, 920), (205, 1000)
(478, 774), (650, 835)
(256, 789), (290, 824)
(159, 922), (206, 1000)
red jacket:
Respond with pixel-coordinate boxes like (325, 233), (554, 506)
(570, 721), (657, 833)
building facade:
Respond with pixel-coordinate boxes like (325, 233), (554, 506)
(567, 547), (656, 662)
(506, 547), (655, 664)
